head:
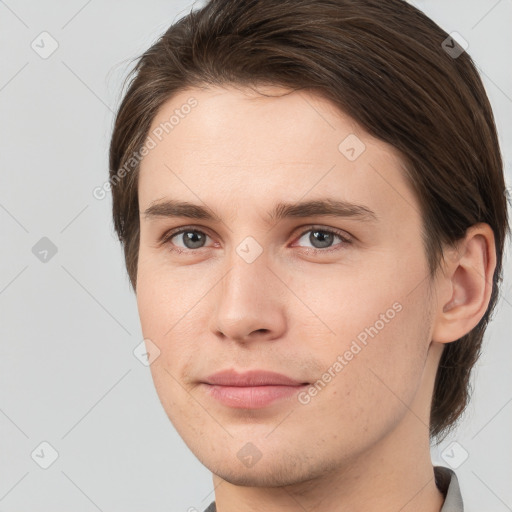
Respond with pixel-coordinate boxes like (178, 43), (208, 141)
(109, 0), (510, 483)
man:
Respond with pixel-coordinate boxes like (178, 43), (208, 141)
(108, 1), (510, 510)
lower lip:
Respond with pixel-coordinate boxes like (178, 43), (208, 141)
(203, 384), (308, 409)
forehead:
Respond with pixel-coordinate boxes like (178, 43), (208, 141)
(138, 85), (419, 226)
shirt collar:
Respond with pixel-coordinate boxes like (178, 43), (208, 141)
(436, 465), (464, 511)
(203, 466), (464, 512)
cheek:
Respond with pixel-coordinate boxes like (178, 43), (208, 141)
(351, 294), (431, 417)
(294, 252), (432, 417)
(136, 267), (203, 427)
(136, 251), (187, 335)
(294, 299), (431, 456)
(136, 256), (209, 381)
(286, 243), (427, 347)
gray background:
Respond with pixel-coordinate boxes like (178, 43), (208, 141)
(0, 1), (510, 511)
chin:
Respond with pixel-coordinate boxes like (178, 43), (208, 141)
(202, 448), (327, 488)
(211, 466), (302, 488)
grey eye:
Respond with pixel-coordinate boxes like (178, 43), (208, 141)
(173, 230), (208, 249)
(297, 229), (340, 249)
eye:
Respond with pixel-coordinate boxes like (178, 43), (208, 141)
(161, 228), (212, 252)
(160, 225), (352, 254)
(293, 226), (352, 253)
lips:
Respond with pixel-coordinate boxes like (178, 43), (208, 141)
(201, 369), (309, 409)
(203, 369), (308, 387)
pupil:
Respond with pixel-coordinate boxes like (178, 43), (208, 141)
(185, 231), (204, 249)
(311, 230), (332, 248)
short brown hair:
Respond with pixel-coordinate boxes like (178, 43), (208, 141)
(109, 0), (510, 441)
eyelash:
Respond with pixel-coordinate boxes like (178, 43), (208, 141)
(159, 225), (353, 255)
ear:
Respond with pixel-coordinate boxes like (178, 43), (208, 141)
(431, 223), (497, 344)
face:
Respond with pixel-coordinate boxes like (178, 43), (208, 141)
(136, 84), (441, 486)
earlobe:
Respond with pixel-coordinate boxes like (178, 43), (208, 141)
(431, 223), (496, 344)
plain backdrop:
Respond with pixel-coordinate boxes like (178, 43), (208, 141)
(0, 1), (511, 511)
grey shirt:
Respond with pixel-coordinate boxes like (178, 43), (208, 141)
(202, 466), (463, 512)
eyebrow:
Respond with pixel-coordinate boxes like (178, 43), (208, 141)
(142, 198), (379, 224)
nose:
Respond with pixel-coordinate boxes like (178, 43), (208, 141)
(210, 251), (287, 343)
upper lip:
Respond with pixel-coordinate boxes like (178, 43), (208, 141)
(203, 369), (308, 387)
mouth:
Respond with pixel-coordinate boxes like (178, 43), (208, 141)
(200, 369), (310, 409)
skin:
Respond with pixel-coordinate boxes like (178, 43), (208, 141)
(136, 84), (496, 512)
